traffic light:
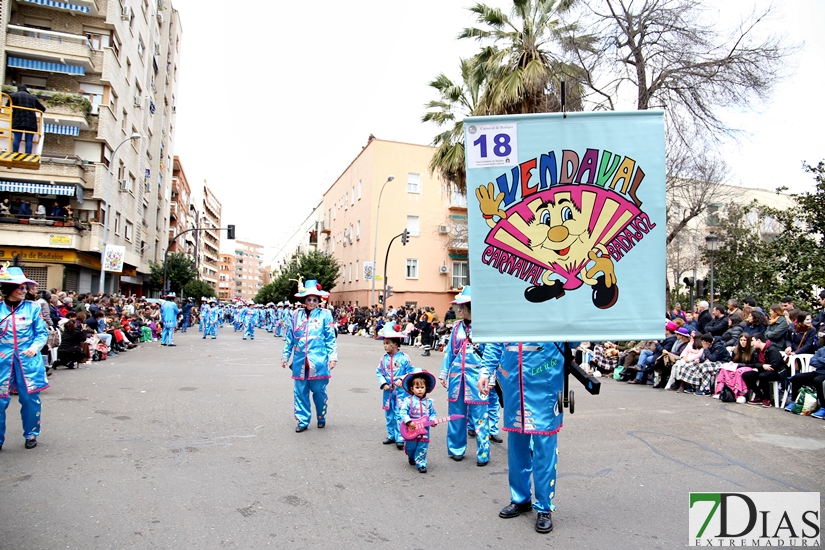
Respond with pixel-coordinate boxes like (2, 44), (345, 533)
(378, 294), (384, 304)
(696, 278), (705, 297)
(683, 277), (694, 288)
(401, 229), (409, 245)
(387, 285), (394, 297)
(227, 224), (236, 240)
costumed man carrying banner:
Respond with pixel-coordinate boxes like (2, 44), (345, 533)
(281, 278), (337, 432)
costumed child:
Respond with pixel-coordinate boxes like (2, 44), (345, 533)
(375, 323), (416, 449)
(400, 371), (437, 474)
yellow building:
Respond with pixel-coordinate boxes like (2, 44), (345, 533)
(320, 136), (468, 314)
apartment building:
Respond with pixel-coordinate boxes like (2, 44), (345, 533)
(270, 202), (320, 278)
(198, 180), (221, 290)
(217, 252), (233, 301)
(316, 137), (467, 313)
(232, 240), (263, 302)
(0, 0), (182, 295)
(168, 155), (194, 256)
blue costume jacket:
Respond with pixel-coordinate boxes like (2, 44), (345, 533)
(161, 300), (179, 326)
(376, 351), (415, 410)
(0, 300), (49, 396)
(399, 394), (437, 442)
(439, 320), (487, 404)
(480, 341), (577, 435)
(282, 307), (338, 380)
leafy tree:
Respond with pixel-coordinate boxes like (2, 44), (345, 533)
(182, 280), (215, 302)
(149, 252), (197, 294)
(254, 250), (341, 304)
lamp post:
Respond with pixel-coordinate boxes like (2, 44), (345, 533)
(370, 175), (395, 307)
(98, 133), (142, 295)
(705, 232), (719, 306)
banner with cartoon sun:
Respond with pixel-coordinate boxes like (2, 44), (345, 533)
(464, 111), (666, 343)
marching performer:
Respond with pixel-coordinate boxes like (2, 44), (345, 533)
(375, 323), (416, 449)
(478, 339), (575, 534)
(281, 279), (337, 432)
(400, 370), (437, 473)
(0, 263), (49, 450)
(160, 292), (179, 347)
(438, 286), (490, 466)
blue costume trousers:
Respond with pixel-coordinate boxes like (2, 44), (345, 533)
(447, 380), (490, 463)
(487, 386), (501, 435)
(161, 326), (174, 345)
(405, 439), (428, 468)
(0, 363), (42, 446)
(198, 320), (202, 332)
(383, 395), (403, 443)
(293, 378), (328, 427)
(507, 431), (559, 513)
(243, 324), (254, 339)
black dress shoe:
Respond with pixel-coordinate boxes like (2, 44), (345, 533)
(450, 455), (464, 462)
(317, 422), (325, 429)
(535, 512), (553, 533)
(477, 460), (488, 467)
(25, 438), (37, 449)
(409, 457), (416, 465)
(295, 425), (308, 433)
(468, 429), (476, 437)
(168, 344), (176, 347)
(499, 501), (533, 518)
(382, 438), (394, 445)
(418, 466), (427, 473)
(490, 434), (504, 443)
(396, 442), (404, 450)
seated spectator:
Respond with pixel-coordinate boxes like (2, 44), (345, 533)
(743, 310), (768, 336)
(591, 342), (619, 375)
(94, 312), (116, 356)
(55, 319), (87, 369)
(714, 333), (758, 401)
(627, 340), (662, 384)
(785, 310), (818, 356)
(786, 347), (825, 418)
(764, 304), (789, 345)
(672, 333), (732, 395)
(705, 305), (729, 337)
(683, 311), (698, 331)
(721, 314), (746, 347)
(0, 198), (10, 215)
(665, 330), (704, 391)
(742, 332), (787, 407)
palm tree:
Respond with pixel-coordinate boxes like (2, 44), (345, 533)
(421, 58), (486, 194)
(460, 0), (590, 116)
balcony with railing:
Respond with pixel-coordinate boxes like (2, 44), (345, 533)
(5, 25), (95, 72)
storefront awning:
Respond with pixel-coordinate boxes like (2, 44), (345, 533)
(20, 0), (89, 13)
(0, 180), (75, 196)
(44, 124), (80, 136)
(7, 57), (85, 76)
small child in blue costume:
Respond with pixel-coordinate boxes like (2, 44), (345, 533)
(400, 371), (437, 474)
(375, 323), (416, 448)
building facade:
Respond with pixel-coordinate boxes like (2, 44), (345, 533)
(198, 180), (221, 290)
(0, 0), (182, 295)
(319, 137), (467, 314)
(168, 155), (194, 256)
(232, 240), (263, 302)
(217, 252), (233, 301)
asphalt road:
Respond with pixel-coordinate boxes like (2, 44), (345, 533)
(1, 327), (823, 549)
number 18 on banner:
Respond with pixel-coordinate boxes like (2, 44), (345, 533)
(466, 123), (518, 169)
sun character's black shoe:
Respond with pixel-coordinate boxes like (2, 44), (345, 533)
(591, 275), (619, 309)
(499, 501), (533, 518)
(535, 512), (554, 533)
(295, 425), (308, 433)
(25, 438), (37, 449)
(524, 283), (565, 303)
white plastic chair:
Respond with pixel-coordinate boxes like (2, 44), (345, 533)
(779, 354), (815, 408)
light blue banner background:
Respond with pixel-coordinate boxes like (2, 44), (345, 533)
(464, 111), (666, 343)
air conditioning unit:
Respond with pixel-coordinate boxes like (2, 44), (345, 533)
(154, 44), (161, 55)
(342, 240), (347, 247)
(438, 225), (449, 234)
(439, 265), (449, 274)
(157, 12), (164, 25)
(118, 179), (129, 191)
(133, 95), (142, 107)
(121, 6), (132, 19)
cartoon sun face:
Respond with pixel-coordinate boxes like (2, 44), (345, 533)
(521, 192), (598, 273)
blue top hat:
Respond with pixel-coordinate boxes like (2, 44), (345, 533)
(450, 285), (471, 305)
(294, 278), (330, 299)
(402, 370), (436, 395)
(0, 265), (37, 286)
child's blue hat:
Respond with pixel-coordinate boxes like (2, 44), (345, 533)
(402, 370), (436, 395)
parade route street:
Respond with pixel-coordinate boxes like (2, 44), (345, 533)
(1, 329), (824, 549)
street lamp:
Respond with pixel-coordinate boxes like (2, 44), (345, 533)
(98, 133), (142, 294)
(705, 232), (719, 306)
(370, 175), (395, 307)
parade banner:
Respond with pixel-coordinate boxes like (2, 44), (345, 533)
(103, 244), (125, 273)
(465, 111), (666, 343)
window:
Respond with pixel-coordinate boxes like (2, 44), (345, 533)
(358, 179), (362, 200)
(407, 173), (420, 193)
(349, 263), (353, 282)
(128, 172), (136, 192)
(344, 192), (348, 210)
(126, 58), (131, 82)
(114, 212), (122, 235)
(111, 32), (121, 58)
(121, 108), (128, 132)
(452, 261), (468, 289)
(356, 220), (360, 240)
(137, 35), (145, 59)
(79, 82), (105, 114)
(407, 215), (420, 236)
(406, 259), (418, 279)
(19, 76), (47, 90)
(125, 220), (134, 242)
(355, 261), (359, 281)
(351, 186), (355, 205)
(349, 224), (353, 243)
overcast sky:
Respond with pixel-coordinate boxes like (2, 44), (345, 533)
(169, 0), (824, 264)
